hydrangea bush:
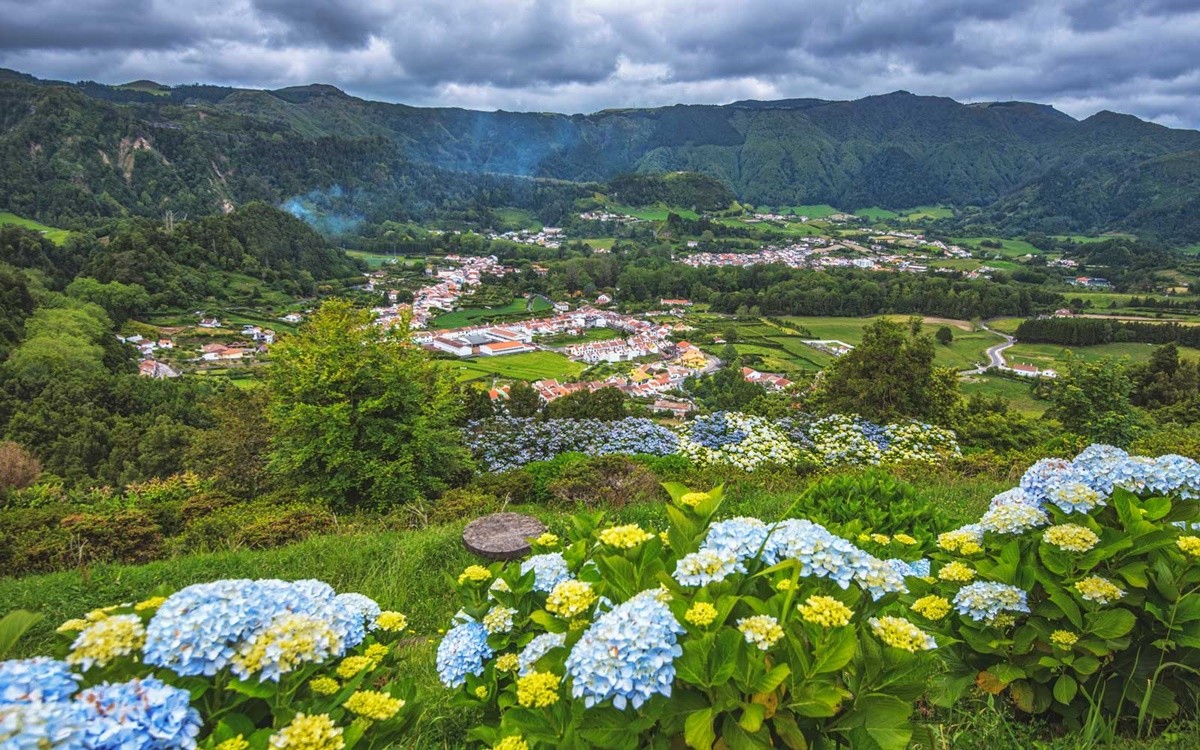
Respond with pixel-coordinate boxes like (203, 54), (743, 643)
(1, 580), (416, 749)
(910, 446), (1200, 725)
(467, 412), (960, 473)
(437, 483), (939, 749)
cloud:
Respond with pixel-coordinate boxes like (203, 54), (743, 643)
(1, 0), (1199, 127)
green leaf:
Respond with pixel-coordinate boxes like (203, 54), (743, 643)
(988, 663), (1026, 686)
(811, 627), (857, 675)
(227, 678), (275, 699)
(771, 712), (809, 750)
(0, 610), (42, 659)
(739, 702), (767, 733)
(1086, 608), (1136, 640)
(751, 663), (791, 694)
(579, 707), (645, 750)
(848, 694), (914, 750)
(1044, 584), (1083, 629)
(1053, 674), (1078, 705)
(684, 708), (716, 750)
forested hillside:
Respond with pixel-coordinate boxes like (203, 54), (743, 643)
(5, 70), (1200, 240)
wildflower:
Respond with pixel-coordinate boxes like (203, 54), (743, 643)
(56, 619), (89, 633)
(458, 565), (492, 585)
(231, 614), (342, 681)
(684, 602), (719, 627)
(869, 616), (936, 652)
(518, 633), (566, 676)
(269, 712), (344, 750)
(911, 595), (951, 621)
(436, 620), (493, 688)
(516, 671), (561, 708)
(482, 605), (517, 634)
(1050, 630), (1079, 649)
(535, 532), (559, 547)
(134, 596), (168, 612)
(375, 611), (409, 632)
(1074, 576), (1125, 604)
(336, 656), (374, 680)
(520, 553), (572, 593)
(938, 561), (976, 582)
(494, 737), (530, 750)
(0, 658), (80, 704)
(598, 524), (654, 549)
(679, 491), (708, 508)
(343, 690), (405, 721)
(953, 582), (1030, 623)
(309, 677), (340, 695)
(495, 653), (520, 672)
(1178, 536), (1200, 557)
(67, 614), (146, 670)
(870, 533), (891, 545)
(565, 589), (684, 709)
(797, 595), (853, 628)
(894, 533), (918, 545)
(545, 581), (597, 619)
(216, 736), (251, 750)
(1044, 524), (1101, 553)
(474, 685), (488, 699)
(737, 615), (784, 650)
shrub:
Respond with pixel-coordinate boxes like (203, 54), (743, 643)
(429, 488), (500, 525)
(916, 445), (1200, 728)
(58, 508), (163, 566)
(175, 499), (335, 553)
(0, 580), (416, 747)
(0, 442), (40, 494)
(436, 484), (938, 749)
(545, 455), (663, 509)
(790, 468), (956, 549)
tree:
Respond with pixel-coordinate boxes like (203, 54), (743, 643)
(817, 318), (959, 424)
(506, 381), (543, 418)
(1047, 355), (1140, 446)
(188, 388), (274, 498)
(267, 300), (471, 509)
(545, 387), (627, 420)
(935, 326), (954, 346)
(0, 441), (40, 493)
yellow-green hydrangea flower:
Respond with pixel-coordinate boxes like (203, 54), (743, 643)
(67, 614), (146, 670)
(268, 712), (344, 750)
(363, 643), (389, 664)
(309, 677), (340, 695)
(869, 616), (936, 652)
(910, 595), (951, 621)
(937, 529), (983, 555)
(684, 602), (719, 627)
(495, 653), (520, 672)
(535, 532), (559, 547)
(870, 533), (891, 545)
(474, 685), (489, 699)
(343, 690), (405, 721)
(893, 533), (918, 545)
(678, 491), (708, 508)
(1044, 524), (1100, 553)
(1177, 536), (1200, 558)
(1074, 576), (1125, 604)
(775, 578), (796, 591)
(1050, 630), (1079, 649)
(134, 596), (168, 612)
(597, 523), (654, 549)
(375, 611), (408, 632)
(56, 619), (89, 633)
(797, 595), (853, 628)
(737, 615), (784, 650)
(516, 671), (561, 708)
(335, 655), (374, 680)
(458, 565), (492, 585)
(938, 561), (976, 582)
(545, 580), (597, 619)
(215, 736), (250, 750)
(494, 737), (530, 750)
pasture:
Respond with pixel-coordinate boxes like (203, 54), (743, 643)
(0, 211), (72, 244)
(443, 350), (586, 382)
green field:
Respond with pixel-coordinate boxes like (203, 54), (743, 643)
(493, 207), (542, 231)
(1180, 244), (1200, 255)
(1004, 341), (1200, 369)
(959, 373), (1047, 417)
(853, 206), (899, 221)
(607, 203), (700, 221)
(951, 236), (1041, 257)
(901, 205), (954, 221)
(345, 249), (402, 268)
(430, 299), (530, 328)
(583, 238), (615, 250)
(444, 350), (585, 382)
(0, 211), (72, 244)
(779, 315), (1005, 370)
(764, 204), (839, 219)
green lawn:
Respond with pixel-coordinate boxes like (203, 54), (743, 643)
(902, 205), (954, 221)
(779, 315), (1004, 370)
(443, 350), (585, 382)
(1005, 341), (1200, 369)
(767, 204), (839, 219)
(430, 299), (530, 328)
(951, 236), (1041, 257)
(0, 211), (72, 245)
(493, 207), (542, 231)
(583, 238), (615, 250)
(959, 373), (1047, 417)
(606, 203), (700, 221)
(1179, 244), (1200, 255)
(853, 206), (899, 221)
(345, 249), (401, 268)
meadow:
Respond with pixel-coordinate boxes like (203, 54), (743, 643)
(0, 210), (72, 244)
(950, 237), (1042, 257)
(1003, 341), (1200, 369)
(444, 350), (586, 382)
(958, 372), (1047, 416)
(780, 315), (1006, 371)
(431, 297), (551, 328)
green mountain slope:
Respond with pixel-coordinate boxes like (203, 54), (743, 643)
(4, 70), (1200, 241)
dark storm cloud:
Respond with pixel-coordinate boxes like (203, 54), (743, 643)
(1, 0), (1199, 127)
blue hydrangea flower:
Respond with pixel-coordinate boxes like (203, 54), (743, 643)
(885, 558), (931, 579)
(1047, 481), (1106, 514)
(436, 619), (493, 688)
(952, 582), (1030, 623)
(1071, 445), (1129, 495)
(1, 699), (90, 748)
(673, 550), (741, 586)
(565, 590), (684, 710)
(763, 519), (872, 589)
(518, 632), (567, 676)
(856, 556), (909, 600)
(520, 553), (572, 593)
(700, 517), (771, 563)
(77, 677), (202, 750)
(1149, 455), (1200, 499)
(0, 658), (80, 705)
(1020, 458), (1080, 506)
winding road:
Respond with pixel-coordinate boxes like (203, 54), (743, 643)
(961, 323), (1015, 375)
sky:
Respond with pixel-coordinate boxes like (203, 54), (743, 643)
(2, 0), (1200, 128)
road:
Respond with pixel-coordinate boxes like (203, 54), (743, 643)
(961, 323), (1015, 375)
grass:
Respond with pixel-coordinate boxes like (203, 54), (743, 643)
(583, 238), (615, 250)
(345, 249), (403, 268)
(854, 206), (900, 221)
(606, 203), (700, 221)
(951, 236), (1042, 257)
(778, 315), (1005, 370)
(0, 211), (72, 245)
(430, 299), (530, 328)
(1004, 341), (1200, 370)
(493, 207), (542, 231)
(959, 373), (1048, 416)
(443, 350), (586, 382)
(1179, 244), (1200, 256)
(767, 204), (840, 219)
